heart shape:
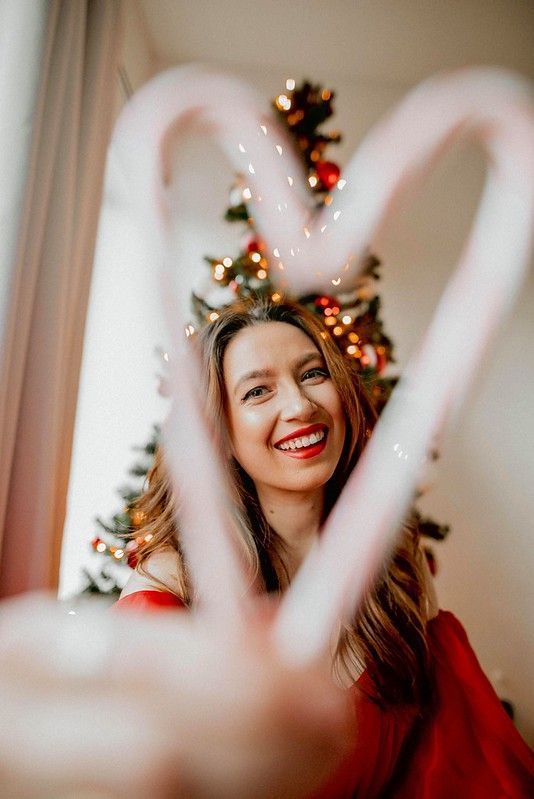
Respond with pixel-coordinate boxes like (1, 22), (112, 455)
(113, 66), (534, 664)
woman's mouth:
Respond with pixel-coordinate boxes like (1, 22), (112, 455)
(274, 426), (328, 460)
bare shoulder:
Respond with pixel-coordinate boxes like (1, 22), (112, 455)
(120, 548), (183, 599)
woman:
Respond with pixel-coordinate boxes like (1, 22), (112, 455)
(117, 298), (533, 797)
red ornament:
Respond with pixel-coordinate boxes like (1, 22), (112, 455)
(125, 540), (139, 570)
(360, 344), (388, 374)
(424, 547), (437, 576)
(315, 160), (340, 190)
(91, 537), (102, 551)
(245, 237), (266, 254)
(126, 551), (138, 569)
(376, 348), (388, 374)
(315, 295), (337, 309)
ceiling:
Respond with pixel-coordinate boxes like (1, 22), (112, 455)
(136, 0), (534, 88)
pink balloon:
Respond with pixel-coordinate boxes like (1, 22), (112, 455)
(113, 66), (534, 660)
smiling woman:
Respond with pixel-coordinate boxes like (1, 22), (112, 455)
(115, 298), (534, 797)
(223, 321), (346, 507)
(118, 299), (431, 698)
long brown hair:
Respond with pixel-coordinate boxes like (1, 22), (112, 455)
(131, 298), (433, 708)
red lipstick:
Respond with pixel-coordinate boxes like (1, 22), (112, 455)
(273, 423), (328, 460)
(273, 423), (327, 448)
(280, 439), (327, 459)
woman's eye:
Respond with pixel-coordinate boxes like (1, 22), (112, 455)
(242, 386), (268, 402)
(302, 367), (329, 381)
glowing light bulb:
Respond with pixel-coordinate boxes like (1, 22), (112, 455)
(248, 163), (255, 174)
(96, 542), (106, 553)
(257, 269), (267, 279)
(273, 247), (280, 257)
(286, 78), (295, 91)
(342, 315), (352, 324)
(223, 257), (233, 267)
(275, 144), (283, 155)
(333, 326), (343, 336)
(272, 292), (281, 302)
(251, 252), (261, 263)
(114, 549), (124, 559)
(287, 176), (293, 186)
(333, 210), (341, 221)
(276, 94), (291, 111)
(347, 345), (357, 355)
(321, 89), (331, 101)
(308, 175), (318, 187)
(243, 187), (252, 200)
(337, 179), (347, 190)
(209, 312), (219, 322)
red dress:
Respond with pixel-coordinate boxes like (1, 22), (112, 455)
(114, 591), (534, 797)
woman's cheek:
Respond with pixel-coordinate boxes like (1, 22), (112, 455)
(242, 406), (272, 438)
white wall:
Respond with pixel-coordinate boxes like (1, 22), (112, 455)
(59, 6), (164, 596)
(61, 5), (534, 743)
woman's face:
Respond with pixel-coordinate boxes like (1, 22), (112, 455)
(223, 321), (346, 498)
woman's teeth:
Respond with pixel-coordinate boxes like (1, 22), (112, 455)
(278, 430), (325, 451)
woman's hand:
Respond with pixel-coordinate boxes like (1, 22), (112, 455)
(0, 593), (354, 798)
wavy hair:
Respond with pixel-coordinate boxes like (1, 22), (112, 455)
(130, 298), (433, 709)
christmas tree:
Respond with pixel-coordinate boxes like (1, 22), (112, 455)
(81, 78), (448, 595)
(80, 424), (160, 595)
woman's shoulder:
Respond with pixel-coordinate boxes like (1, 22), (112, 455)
(116, 548), (185, 610)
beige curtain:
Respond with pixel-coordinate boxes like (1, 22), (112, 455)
(0, 0), (123, 597)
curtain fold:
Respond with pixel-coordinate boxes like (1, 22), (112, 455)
(0, 0), (123, 597)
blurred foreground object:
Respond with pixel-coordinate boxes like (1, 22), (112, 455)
(0, 593), (353, 799)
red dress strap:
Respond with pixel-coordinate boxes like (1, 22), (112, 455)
(112, 589), (185, 612)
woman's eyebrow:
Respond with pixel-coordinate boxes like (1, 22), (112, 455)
(234, 368), (274, 396)
(294, 352), (323, 370)
(233, 353), (322, 396)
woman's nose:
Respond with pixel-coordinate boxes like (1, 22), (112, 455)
(279, 385), (317, 421)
